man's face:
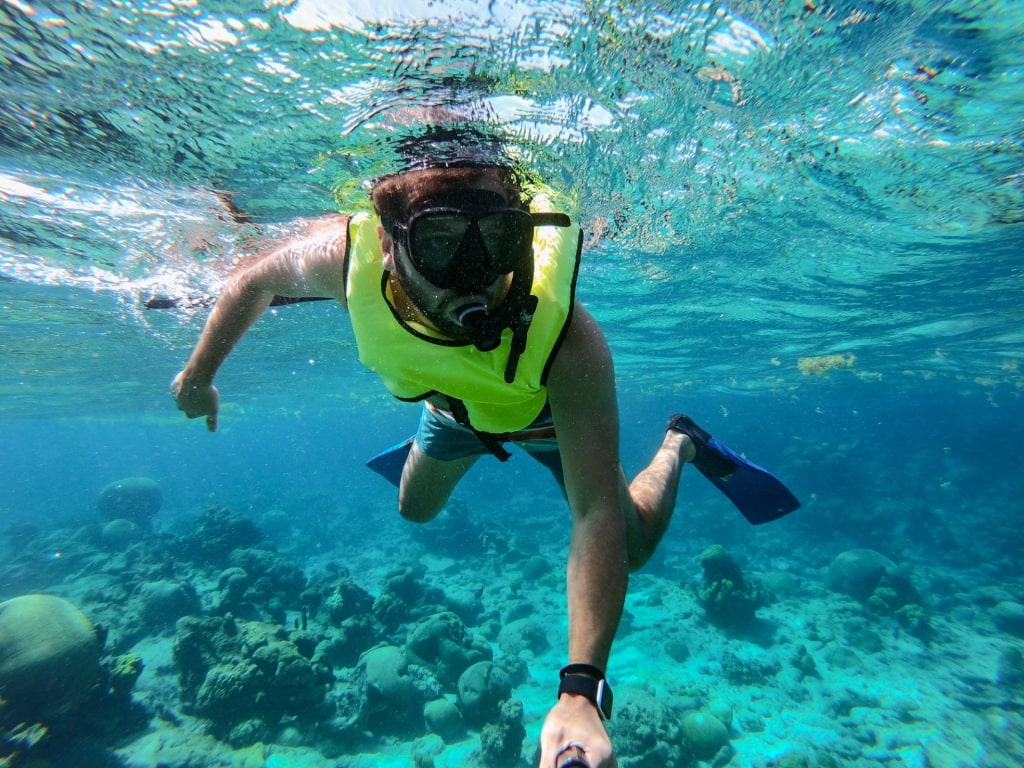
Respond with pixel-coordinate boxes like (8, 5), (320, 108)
(391, 241), (511, 339)
(384, 175), (524, 338)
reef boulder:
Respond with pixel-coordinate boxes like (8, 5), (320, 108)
(423, 697), (464, 742)
(406, 611), (492, 689)
(457, 661), (512, 728)
(97, 477), (163, 527)
(992, 601), (1024, 638)
(173, 507), (263, 567)
(681, 709), (731, 762)
(360, 644), (441, 737)
(826, 549), (896, 600)
(478, 698), (526, 768)
(0, 594), (102, 727)
(826, 549), (921, 609)
(133, 579), (200, 628)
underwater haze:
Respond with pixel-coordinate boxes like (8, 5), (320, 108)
(1, 1), (1023, 767)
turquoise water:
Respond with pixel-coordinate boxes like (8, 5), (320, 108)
(2, 1), (1023, 767)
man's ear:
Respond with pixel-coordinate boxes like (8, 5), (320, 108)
(379, 225), (396, 271)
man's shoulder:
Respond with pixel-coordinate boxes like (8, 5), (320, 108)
(297, 213), (351, 239)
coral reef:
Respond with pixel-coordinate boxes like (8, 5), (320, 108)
(423, 697), (465, 742)
(826, 549), (932, 642)
(173, 506), (263, 566)
(409, 498), (514, 559)
(131, 579), (200, 628)
(372, 562), (446, 631)
(497, 616), (549, 658)
(359, 644), (441, 737)
(790, 644), (822, 681)
(721, 650), (782, 686)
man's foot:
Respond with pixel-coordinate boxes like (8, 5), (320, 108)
(666, 414), (737, 478)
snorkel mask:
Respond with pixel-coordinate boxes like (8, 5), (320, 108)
(392, 186), (536, 357)
(393, 189), (533, 296)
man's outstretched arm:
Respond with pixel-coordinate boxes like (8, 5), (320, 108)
(173, 218), (349, 430)
(539, 303), (627, 768)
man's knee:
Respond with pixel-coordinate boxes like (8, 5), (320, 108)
(627, 545), (653, 572)
(398, 497), (441, 524)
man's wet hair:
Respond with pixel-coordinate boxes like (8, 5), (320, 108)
(372, 165), (524, 236)
(370, 124), (526, 234)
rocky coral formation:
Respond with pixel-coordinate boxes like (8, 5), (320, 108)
(697, 544), (768, 627)
(681, 709), (732, 763)
(608, 689), (688, 766)
(173, 506), (263, 566)
(173, 614), (331, 745)
(406, 611), (492, 689)
(721, 649), (782, 686)
(209, 546), (308, 624)
(371, 562), (446, 631)
(408, 498), (514, 559)
(131, 579), (200, 629)
(423, 697), (464, 742)
(826, 549), (933, 642)
(477, 698), (526, 768)
(611, 691), (737, 767)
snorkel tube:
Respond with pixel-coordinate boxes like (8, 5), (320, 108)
(453, 212), (570, 380)
(453, 236), (538, 382)
(455, 303), (501, 351)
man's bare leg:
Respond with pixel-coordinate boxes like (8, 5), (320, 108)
(398, 442), (479, 523)
(623, 429), (696, 570)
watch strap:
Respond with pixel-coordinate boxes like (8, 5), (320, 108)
(557, 668), (613, 720)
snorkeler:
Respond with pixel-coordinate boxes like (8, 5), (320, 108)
(171, 140), (798, 767)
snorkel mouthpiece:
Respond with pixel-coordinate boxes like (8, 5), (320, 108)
(455, 303), (501, 352)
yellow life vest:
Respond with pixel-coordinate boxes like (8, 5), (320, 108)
(345, 211), (582, 434)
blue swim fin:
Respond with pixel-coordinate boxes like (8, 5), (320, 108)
(365, 437), (414, 487)
(699, 436), (800, 525)
(666, 414), (799, 525)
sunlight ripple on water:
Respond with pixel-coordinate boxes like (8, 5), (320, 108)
(1, 0), (1022, 412)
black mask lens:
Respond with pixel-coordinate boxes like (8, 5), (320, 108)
(407, 208), (533, 289)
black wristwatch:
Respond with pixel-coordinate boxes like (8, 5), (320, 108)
(558, 663), (613, 720)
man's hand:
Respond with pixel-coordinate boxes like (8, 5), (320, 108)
(539, 694), (616, 768)
(171, 371), (219, 432)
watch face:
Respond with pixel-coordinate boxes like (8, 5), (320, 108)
(595, 679), (613, 720)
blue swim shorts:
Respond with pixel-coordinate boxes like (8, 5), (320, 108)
(414, 401), (565, 488)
